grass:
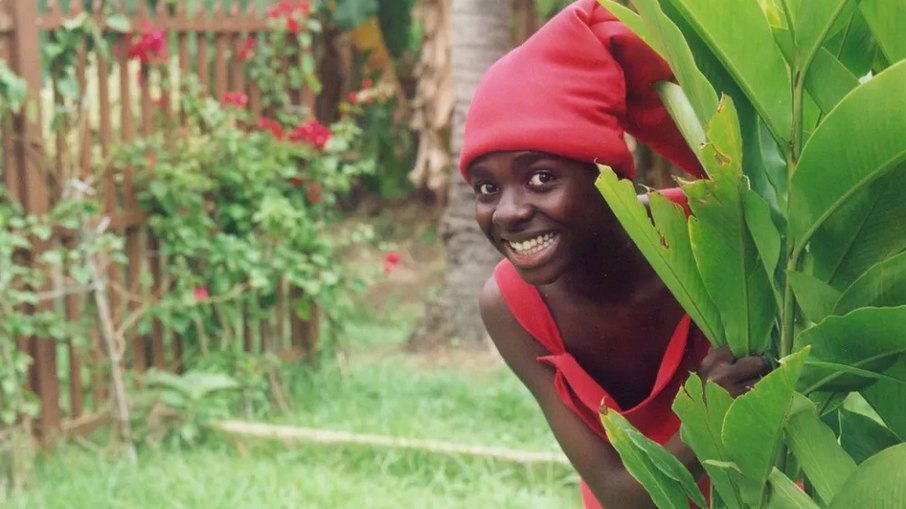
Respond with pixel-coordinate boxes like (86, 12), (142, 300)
(3, 229), (581, 508)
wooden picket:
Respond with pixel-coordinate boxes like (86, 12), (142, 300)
(0, 0), (320, 441)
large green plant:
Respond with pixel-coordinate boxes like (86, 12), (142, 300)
(592, 0), (906, 507)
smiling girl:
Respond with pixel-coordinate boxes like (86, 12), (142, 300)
(460, 2), (769, 508)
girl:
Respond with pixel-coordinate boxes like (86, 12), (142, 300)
(460, 2), (769, 508)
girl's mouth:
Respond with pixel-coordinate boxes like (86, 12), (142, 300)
(504, 232), (559, 267)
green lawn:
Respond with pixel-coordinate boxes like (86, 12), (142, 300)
(4, 246), (580, 509)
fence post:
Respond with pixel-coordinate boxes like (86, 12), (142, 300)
(9, 0), (62, 441)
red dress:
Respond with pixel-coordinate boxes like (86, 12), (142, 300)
(494, 260), (709, 508)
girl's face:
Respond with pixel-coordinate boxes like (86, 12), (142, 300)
(468, 151), (616, 286)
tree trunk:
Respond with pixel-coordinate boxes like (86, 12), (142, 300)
(409, 0), (512, 349)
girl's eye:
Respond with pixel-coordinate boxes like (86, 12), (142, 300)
(475, 182), (498, 196)
(528, 170), (555, 187)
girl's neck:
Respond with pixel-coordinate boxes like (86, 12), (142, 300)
(552, 229), (658, 303)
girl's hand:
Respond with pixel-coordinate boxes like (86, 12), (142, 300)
(697, 345), (771, 397)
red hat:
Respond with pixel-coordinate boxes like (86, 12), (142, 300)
(460, 0), (703, 181)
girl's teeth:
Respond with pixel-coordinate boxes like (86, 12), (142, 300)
(508, 233), (555, 255)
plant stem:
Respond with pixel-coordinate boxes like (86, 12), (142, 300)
(780, 265), (796, 358)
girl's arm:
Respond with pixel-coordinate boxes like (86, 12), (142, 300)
(479, 276), (767, 509)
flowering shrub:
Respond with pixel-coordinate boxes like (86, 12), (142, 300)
(1, 1), (383, 454)
(109, 1), (379, 369)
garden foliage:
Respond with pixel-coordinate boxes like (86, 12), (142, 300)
(1, 0), (387, 459)
(592, 0), (906, 507)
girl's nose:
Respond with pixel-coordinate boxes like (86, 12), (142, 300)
(492, 188), (532, 228)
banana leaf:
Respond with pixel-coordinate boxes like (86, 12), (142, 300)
(834, 248), (906, 314)
(789, 60), (906, 251)
(838, 408), (903, 464)
(600, 408), (708, 509)
(660, 0), (792, 145)
(860, 0), (906, 62)
(828, 443), (906, 509)
(795, 306), (906, 393)
(807, 162), (906, 291)
(794, 0), (857, 80)
(609, 0), (717, 127)
(765, 468), (822, 509)
(784, 394), (856, 505)
(823, 8), (880, 77)
(787, 270), (841, 324)
(674, 374), (746, 509)
(861, 358), (906, 440)
(685, 96), (775, 355)
(722, 349), (808, 506)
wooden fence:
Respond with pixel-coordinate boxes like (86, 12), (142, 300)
(0, 0), (319, 440)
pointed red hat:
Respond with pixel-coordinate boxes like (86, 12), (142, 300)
(460, 0), (703, 180)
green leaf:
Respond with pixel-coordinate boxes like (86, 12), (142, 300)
(661, 0), (793, 145)
(104, 13), (132, 33)
(597, 1), (653, 48)
(795, 306), (906, 393)
(861, 358), (906, 440)
(828, 443), (906, 509)
(835, 250), (906, 315)
(601, 409), (707, 509)
(765, 468), (822, 509)
(619, 0), (718, 127)
(804, 360), (906, 386)
(332, 0), (379, 29)
(789, 60), (906, 250)
(838, 408), (903, 464)
(794, 0), (857, 80)
(825, 8), (880, 77)
(742, 190), (782, 298)
(808, 162), (906, 290)
(860, 0), (906, 62)
(722, 349), (808, 506)
(684, 96), (775, 355)
(596, 167), (723, 345)
(673, 374), (745, 509)
(785, 394), (856, 505)
(787, 270), (841, 323)
(806, 48), (860, 114)
(656, 82), (707, 165)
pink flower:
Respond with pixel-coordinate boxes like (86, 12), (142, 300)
(286, 16), (301, 34)
(221, 91), (248, 108)
(237, 37), (256, 61)
(127, 24), (167, 64)
(266, 0), (312, 32)
(288, 119), (331, 150)
(193, 287), (209, 301)
(361, 78), (373, 89)
(382, 252), (401, 275)
(347, 91), (359, 104)
(257, 117), (284, 139)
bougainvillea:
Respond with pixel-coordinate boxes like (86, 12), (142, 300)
(288, 119), (332, 150)
(266, 0), (312, 34)
(236, 36), (256, 61)
(127, 24), (167, 64)
(221, 91), (249, 108)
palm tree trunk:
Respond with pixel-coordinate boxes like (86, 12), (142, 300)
(409, 0), (512, 348)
